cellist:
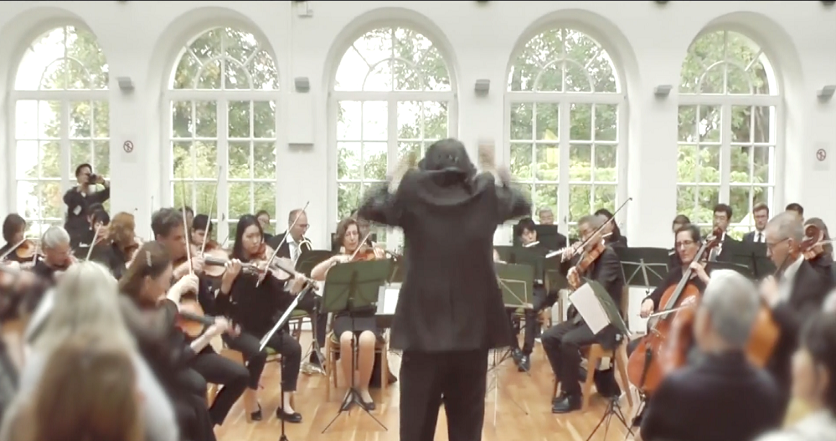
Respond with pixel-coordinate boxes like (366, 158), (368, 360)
(760, 212), (831, 411)
(542, 214), (625, 414)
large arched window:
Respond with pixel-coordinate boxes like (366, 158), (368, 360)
(12, 25), (109, 235)
(332, 26), (455, 243)
(167, 27), (278, 241)
(507, 28), (623, 235)
(677, 30), (778, 236)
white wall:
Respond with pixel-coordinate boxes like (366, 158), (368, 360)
(1, 1), (834, 245)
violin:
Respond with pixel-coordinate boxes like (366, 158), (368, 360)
(249, 243), (296, 282)
(351, 245), (379, 262)
(175, 297), (215, 338)
(202, 247), (260, 278)
(567, 238), (607, 290)
(14, 239), (40, 261)
(627, 227), (723, 395)
(802, 223), (830, 261)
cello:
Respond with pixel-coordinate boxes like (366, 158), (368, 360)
(626, 228), (722, 395)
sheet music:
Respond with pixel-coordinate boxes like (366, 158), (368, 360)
(376, 285), (400, 315)
(568, 283), (611, 334)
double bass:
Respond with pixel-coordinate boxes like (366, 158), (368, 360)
(626, 228), (722, 394)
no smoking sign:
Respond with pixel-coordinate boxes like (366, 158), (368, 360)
(123, 140), (134, 153)
(816, 148), (827, 161)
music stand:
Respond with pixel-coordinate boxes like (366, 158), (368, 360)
(320, 259), (391, 433)
(387, 256), (406, 284)
(731, 243), (775, 279)
(293, 250), (335, 369)
(570, 279), (634, 441)
(491, 263), (533, 423)
(615, 247), (670, 288)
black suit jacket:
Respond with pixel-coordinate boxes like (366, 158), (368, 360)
(358, 171), (531, 352)
(714, 233), (741, 262)
(641, 352), (782, 441)
(266, 232), (312, 259)
(742, 230), (767, 245)
(768, 259), (830, 399)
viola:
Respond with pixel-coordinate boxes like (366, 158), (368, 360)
(14, 239), (40, 261)
(176, 298), (215, 338)
(627, 227), (722, 395)
(351, 245), (379, 262)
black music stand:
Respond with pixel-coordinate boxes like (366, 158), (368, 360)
(571, 279), (633, 441)
(293, 250), (334, 370)
(320, 259), (391, 433)
(491, 262), (533, 422)
(387, 255), (406, 284)
(731, 243), (776, 279)
(535, 224), (568, 251)
(616, 247), (670, 288)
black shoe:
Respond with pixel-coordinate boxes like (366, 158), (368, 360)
(250, 403), (263, 421)
(552, 390), (567, 405)
(517, 355), (531, 372)
(511, 348), (524, 366)
(363, 399), (376, 411)
(275, 407), (302, 423)
(552, 394), (582, 413)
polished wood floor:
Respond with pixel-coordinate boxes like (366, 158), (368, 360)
(215, 332), (637, 441)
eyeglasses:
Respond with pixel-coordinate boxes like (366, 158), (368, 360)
(766, 237), (789, 250)
(675, 240), (695, 248)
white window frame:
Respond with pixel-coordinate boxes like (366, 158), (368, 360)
(328, 27), (459, 248)
(677, 34), (783, 231)
(8, 30), (110, 235)
(162, 40), (280, 243)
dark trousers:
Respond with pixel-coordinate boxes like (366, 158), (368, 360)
(541, 320), (596, 396)
(190, 350), (249, 425)
(399, 350), (488, 441)
(507, 289), (556, 355)
(232, 329), (302, 391)
(297, 293), (327, 358)
(171, 368), (216, 441)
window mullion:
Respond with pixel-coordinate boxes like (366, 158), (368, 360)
(558, 101), (571, 233)
(218, 99), (230, 242)
(720, 103), (732, 204)
(60, 100), (71, 195)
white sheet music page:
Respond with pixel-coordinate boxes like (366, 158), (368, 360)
(378, 286), (400, 315)
(569, 283), (611, 334)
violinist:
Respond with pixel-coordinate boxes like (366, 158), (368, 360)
(357, 139), (530, 441)
(638, 224), (710, 324)
(190, 214), (219, 252)
(594, 208), (628, 248)
(640, 270), (783, 441)
(218, 215), (307, 423)
(508, 217), (557, 372)
(710, 203), (740, 261)
(90, 212), (136, 280)
(31, 227), (75, 286)
(267, 208), (325, 371)
(149, 208), (250, 427)
(255, 210), (273, 243)
(760, 212), (831, 410)
(119, 241), (233, 441)
(802, 218), (834, 288)
(311, 217), (386, 409)
(0, 214), (30, 264)
(542, 214), (624, 414)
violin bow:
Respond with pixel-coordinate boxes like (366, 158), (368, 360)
(199, 166), (221, 256)
(85, 225), (104, 261)
(350, 232), (374, 261)
(568, 198), (632, 261)
(256, 201), (309, 287)
(179, 171), (194, 277)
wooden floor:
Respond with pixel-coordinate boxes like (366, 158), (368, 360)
(215, 332), (637, 441)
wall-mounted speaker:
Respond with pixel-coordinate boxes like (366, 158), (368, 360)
(823, 1), (835, 5)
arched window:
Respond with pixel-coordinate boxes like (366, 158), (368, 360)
(332, 26), (455, 243)
(677, 30), (778, 236)
(12, 25), (109, 235)
(167, 27), (278, 241)
(507, 28), (623, 235)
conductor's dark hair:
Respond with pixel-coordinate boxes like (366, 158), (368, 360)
(675, 224), (702, 243)
(799, 312), (836, 415)
(2, 214), (26, 243)
(151, 208), (183, 239)
(786, 203), (804, 215)
(517, 218), (537, 234)
(713, 203), (732, 220)
(419, 138), (477, 185)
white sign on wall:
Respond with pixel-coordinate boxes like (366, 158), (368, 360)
(813, 142), (829, 171)
(120, 138), (137, 164)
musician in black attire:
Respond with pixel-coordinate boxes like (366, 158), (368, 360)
(542, 214), (624, 413)
(803, 218), (834, 289)
(358, 139), (530, 441)
(508, 217), (557, 372)
(63, 163), (109, 247)
(29, 227), (75, 302)
(220, 214), (306, 423)
(641, 270), (783, 441)
(0, 215), (27, 263)
(256, 210), (273, 243)
(595, 208), (628, 247)
(266, 209), (325, 370)
(90, 211), (137, 280)
(667, 214), (691, 267)
(119, 240), (226, 441)
(711, 203), (741, 261)
(761, 212), (831, 410)
(147, 209), (251, 429)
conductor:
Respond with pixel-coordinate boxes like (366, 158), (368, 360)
(357, 139), (531, 441)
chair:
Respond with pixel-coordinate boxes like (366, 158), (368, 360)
(324, 328), (389, 400)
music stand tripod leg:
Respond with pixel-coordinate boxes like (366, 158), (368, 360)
(302, 309), (326, 375)
(584, 395), (634, 441)
(321, 302), (387, 433)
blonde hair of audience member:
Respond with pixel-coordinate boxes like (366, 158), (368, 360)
(34, 261), (134, 352)
(311, 217), (377, 403)
(11, 333), (143, 441)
